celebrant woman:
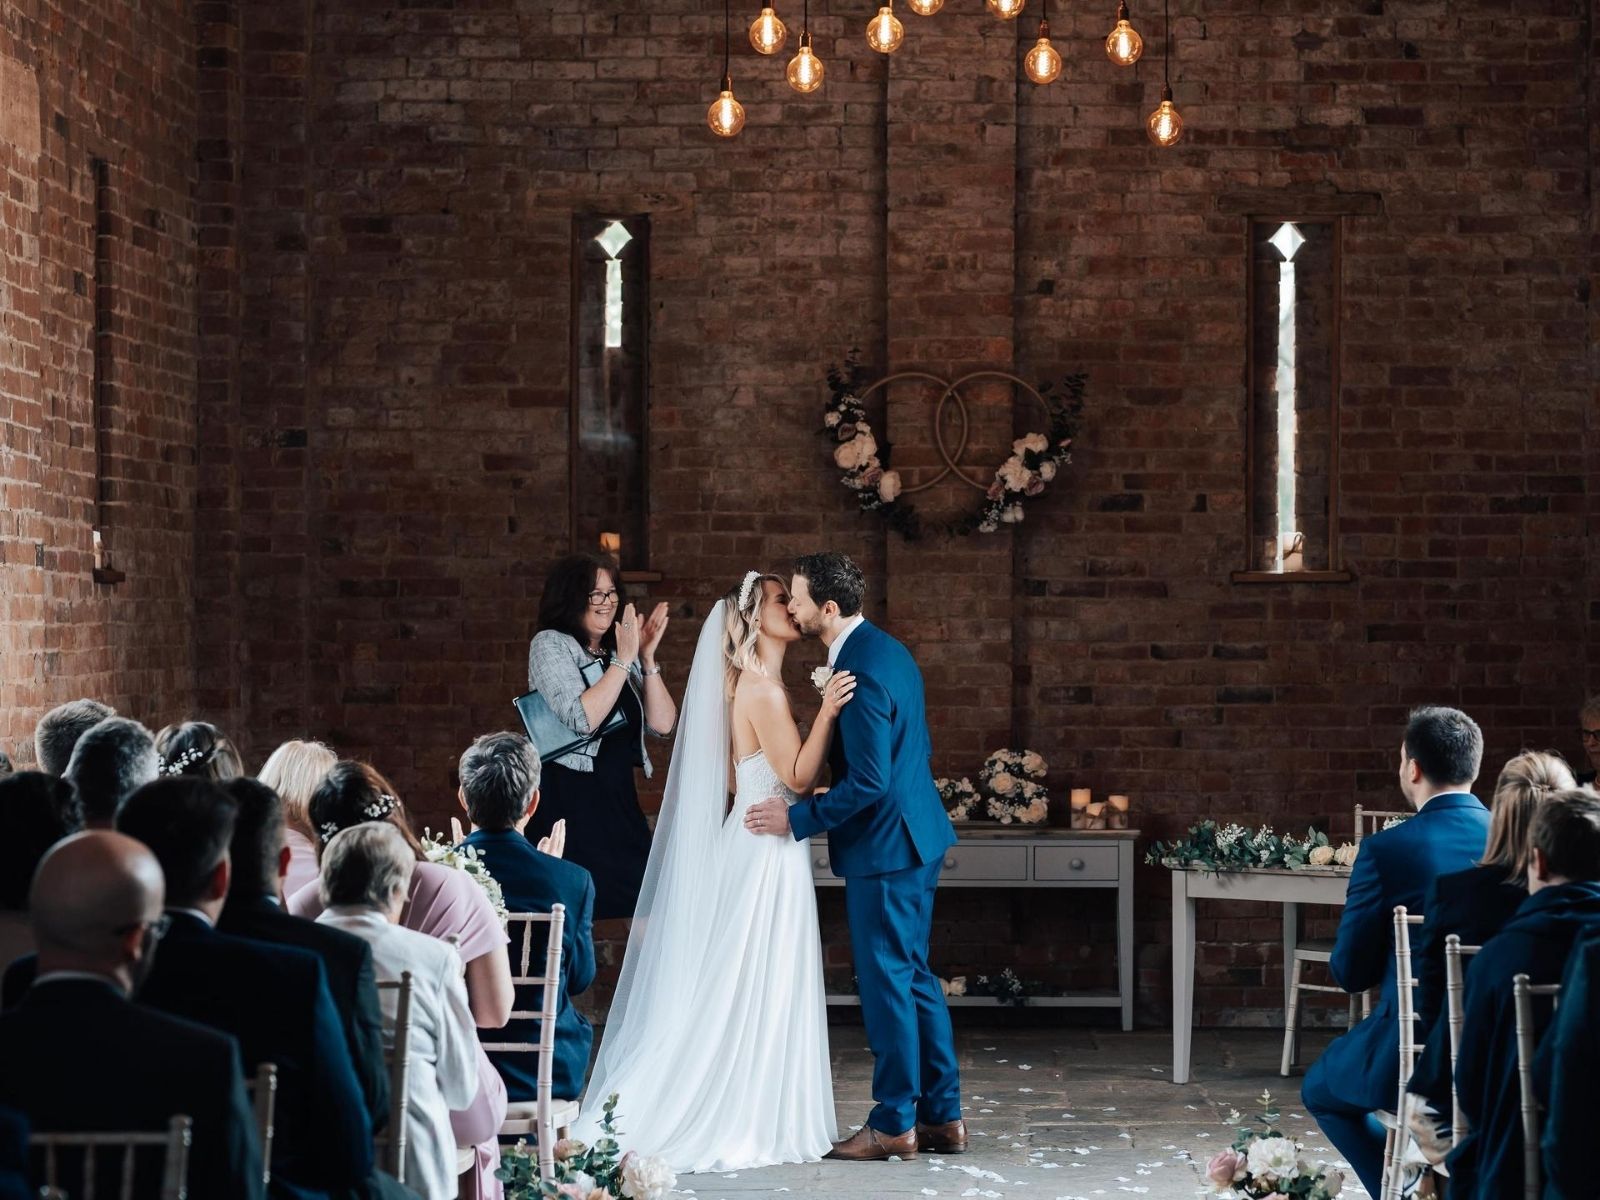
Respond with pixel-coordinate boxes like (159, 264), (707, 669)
(526, 553), (676, 919)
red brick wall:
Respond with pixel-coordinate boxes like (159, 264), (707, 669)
(0, 0), (197, 762)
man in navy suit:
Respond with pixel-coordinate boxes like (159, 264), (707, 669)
(745, 552), (963, 1162)
(1301, 706), (1491, 1197)
(455, 732), (596, 1103)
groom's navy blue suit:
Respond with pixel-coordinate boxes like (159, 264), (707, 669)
(788, 618), (962, 1135)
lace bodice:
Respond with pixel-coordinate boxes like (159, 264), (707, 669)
(734, 750), (798, 806)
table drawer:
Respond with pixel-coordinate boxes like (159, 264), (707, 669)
(938, 845), (1029, 882)
(1034, 844), (1120, 882)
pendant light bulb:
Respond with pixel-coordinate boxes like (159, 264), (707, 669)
(787, 31), (824, 92)
(708, 74), (746, 137)
(987, 0), (1026, 17)
(1024, 21), (1063, 84)
(907, 0), (944, 13)
(866, 4), (905, 53)
(1106, 1), (1143, 66)
(1147, 84), (1182, 146)
(749, 6), (787, 54)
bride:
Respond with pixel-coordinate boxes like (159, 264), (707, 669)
(573, 571), (857, 1172)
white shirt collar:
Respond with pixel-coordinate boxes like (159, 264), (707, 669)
(169, 907), (215, 928)
(35, 970), (127, 997)
(828, 614), (866, 666)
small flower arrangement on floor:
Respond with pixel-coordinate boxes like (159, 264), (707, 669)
(497, 1094), (676, 1199)
(1145, 820), (1358, 875)
(1206, 1091), (1345, 1198)
(420, 828), (508, 923)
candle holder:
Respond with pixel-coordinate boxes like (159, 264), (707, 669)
(1107, 793), (1130, 829)
(1082, 801), (1107, 830)
(598, 531), (622, 558)
(1069, 788), (1092, 830)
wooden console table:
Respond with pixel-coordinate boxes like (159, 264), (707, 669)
(810, 827), (1139, 1030)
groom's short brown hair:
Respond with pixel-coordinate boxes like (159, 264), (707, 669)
(794, 553), (865, 618)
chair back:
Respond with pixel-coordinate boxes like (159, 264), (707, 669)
(1443, 936), (1481, 1147)
(245, 1061), (278, 1185)
(1380, 905), (1427, 1200)
(1512, 974), (1561, 1200)
(29, 1114), (192, 1200)
(1354, 804), (1412, 845)
(481, 905), (566, 1181)
(374, 971), (415, 1185)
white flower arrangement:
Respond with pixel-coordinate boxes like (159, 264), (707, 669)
(1207, 1092), (1345, 1199)
(499, 1094), (676, 1200)
(939, 975), (968, 997)
(1148, 821), (1358, 875)
(936, 777), (980, 821)
(973, 748), (1050, 825)
(421, 829), (508, 924)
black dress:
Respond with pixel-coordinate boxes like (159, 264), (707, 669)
(527, 682), (652, 920)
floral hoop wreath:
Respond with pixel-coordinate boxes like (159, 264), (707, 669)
(822, 352), (1086, 538)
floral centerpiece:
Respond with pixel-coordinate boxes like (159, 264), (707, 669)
(935, 777), (980, 821)
(497, 1094), (676, 1200)
(978, 748), (1050, 825)
(420, 829), (508, 923)
(1145, 820), (1358, 875)
(1205, 1091), (1345, 1198)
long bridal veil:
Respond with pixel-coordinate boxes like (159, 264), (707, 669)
(579, 600), (731, 1126)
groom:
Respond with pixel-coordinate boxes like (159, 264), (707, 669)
(745, 552), (965, 1161)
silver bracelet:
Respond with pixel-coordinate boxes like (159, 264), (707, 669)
(640, 663), (662, 677)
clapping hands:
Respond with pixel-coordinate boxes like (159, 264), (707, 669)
(537, 819), (567, 859)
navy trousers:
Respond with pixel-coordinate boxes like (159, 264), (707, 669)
(1302, 1054), (1387, 1198)
(845, 856), (962, 1134)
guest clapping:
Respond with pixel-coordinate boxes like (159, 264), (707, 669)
(318, 824), (479, 1200)
(62, 717), (158, 829)
(257, 739), (338, 899)
(526, 554), (675, 919)
(33, 699), (114, 776)
(153, 720), (244, 781)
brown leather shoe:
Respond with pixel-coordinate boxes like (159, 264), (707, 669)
(823, 1124), (918, 1161)
(916, 1118), (968, 1154)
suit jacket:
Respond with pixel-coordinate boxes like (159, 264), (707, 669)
(0, 976), (263, 1200)
(1414, 863), (1526, 1036)
(1317, 791), (1489, 1111)
(1444, 882), (1600, 1200)
(0, 1106), (32, 1200)
(1538, 927), (1600, 1200)
(787, 620), (957, 878)
(218, 895), (390, 1131)
(461, 829), (596, 1102)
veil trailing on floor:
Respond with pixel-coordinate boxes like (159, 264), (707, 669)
(579, 599), (731, 1126)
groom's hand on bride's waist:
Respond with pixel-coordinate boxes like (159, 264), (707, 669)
(744, 797), (792, 838)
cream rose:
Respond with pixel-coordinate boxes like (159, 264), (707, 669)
(1039, 459), (1057, 481)
(1308, 845), (1335, 867)
(1334, 843), (1358, 867)
(621, 1152), (677, 1200)
(878, 470), (902, 503)
(833, 431), (878, 470)
(1246, 1135), (1300, 1181)
(990, 771), (1017, 795)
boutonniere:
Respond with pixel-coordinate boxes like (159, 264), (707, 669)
(811, 665), (835, 694)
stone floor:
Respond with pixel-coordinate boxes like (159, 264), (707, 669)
(670, 1026), (1360, 1200)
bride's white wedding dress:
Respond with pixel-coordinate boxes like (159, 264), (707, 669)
(572, 602), (836, 1173)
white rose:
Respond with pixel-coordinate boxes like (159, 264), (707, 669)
(1246, 1136), (1300, 1181)
(832, 430), (877, 470)
(811, 665), (835, 694)
(1000, 504), (1024, 524)
(990, 772), (1017, 795)
(1021, 751), (1046, 776)
(878, 470), (902, 503)
(1308, 845), (1335, 867)
(997, 457), (1032, 492)
(824, 410), (841, 427)
(1039, 460), (1057, 481)
(947, 975), (967, 996)
(621, 1153), (676, 1200)
(978, 519), (998, 534)
(1012, 432), (1048, 456)
(1333, 843), (1358, 867)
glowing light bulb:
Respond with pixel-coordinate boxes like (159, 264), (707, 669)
(1024, 25), (1062, 84)
(749, 6), (787, 55)
(1146, 85), (1182, 146)
(1106, 1), (1143, 66)
(987, 0), (1026, 18)
(708, 76), (746, 138)
(787, 32), (824, 93)
(866, 5), (904, 53)
(907, 0), (944, 13)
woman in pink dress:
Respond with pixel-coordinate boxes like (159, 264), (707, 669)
(288, 760), (513, 1200)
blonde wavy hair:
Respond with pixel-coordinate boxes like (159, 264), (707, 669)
(1482, 749), (1577, 879)
(722, 572), (784, 700)
(257, 739), (338, 839)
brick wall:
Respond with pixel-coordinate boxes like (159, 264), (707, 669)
(0, 0), (197, 762)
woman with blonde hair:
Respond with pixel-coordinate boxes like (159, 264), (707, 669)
(257, 739), (337, 899)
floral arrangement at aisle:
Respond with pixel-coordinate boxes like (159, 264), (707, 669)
(420, 828), (508, 923)
(1205, 1091), (1345, 1198)
(497, 1094), (676, 1200)
(937, 748), (1050, 825)
(820, 352), (1087, 539)
(1144, 820), (1359, 875)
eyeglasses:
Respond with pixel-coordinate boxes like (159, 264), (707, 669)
(587, 590), (620, 608)
(113, 913), (172, 942)
(1580, 728), (1600, 744)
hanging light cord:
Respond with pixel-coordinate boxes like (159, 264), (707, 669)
(723, 0), (732, 79)
(1163, 0), (1171, 87)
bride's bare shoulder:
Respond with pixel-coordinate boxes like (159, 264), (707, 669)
(732, 671), (788, 707)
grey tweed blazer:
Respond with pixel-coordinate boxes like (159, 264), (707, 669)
(526, 628), (664, 776)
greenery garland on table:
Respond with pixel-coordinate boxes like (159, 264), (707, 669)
(1144, 819), (1364, 875)
(822, 352), (1087, 539)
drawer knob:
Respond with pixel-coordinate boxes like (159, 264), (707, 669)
(813, 856), (828, 870)
(1070, 857), (1086, 870)
(943, 855), (957, 870)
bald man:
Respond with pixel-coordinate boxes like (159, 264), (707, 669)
(0, 832), (263, 1199)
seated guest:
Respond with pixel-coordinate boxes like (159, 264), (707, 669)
(1578, 693), (1600, 787)
(0, 831), (262, 1198)
(1443, 789), (1600, 1198)
(294, 762), (510, 1199)
(33, 698), (114, 776)
(457, 732), (596, 1102)
(258, 739), (338, 899)
(0, 772), (82, 970)
(1539, 916), (1600, 1200)
(318, 824), (479, 1200)
(219, 777), (391, 1135)
(1301, 706), (1491, 1198)
(62, 716), (158, 828)
(154, 720), (245, 781)
(114, 778), (374, 1200)
(0, 751), (11, 778)
(0, 1106), (29, 1200)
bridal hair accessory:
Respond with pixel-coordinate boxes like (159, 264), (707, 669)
(318, 820), (342, 841)
(159, 746), (207, 776)
(363, 794), (398, 820)
(737, 570), (762, 611)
